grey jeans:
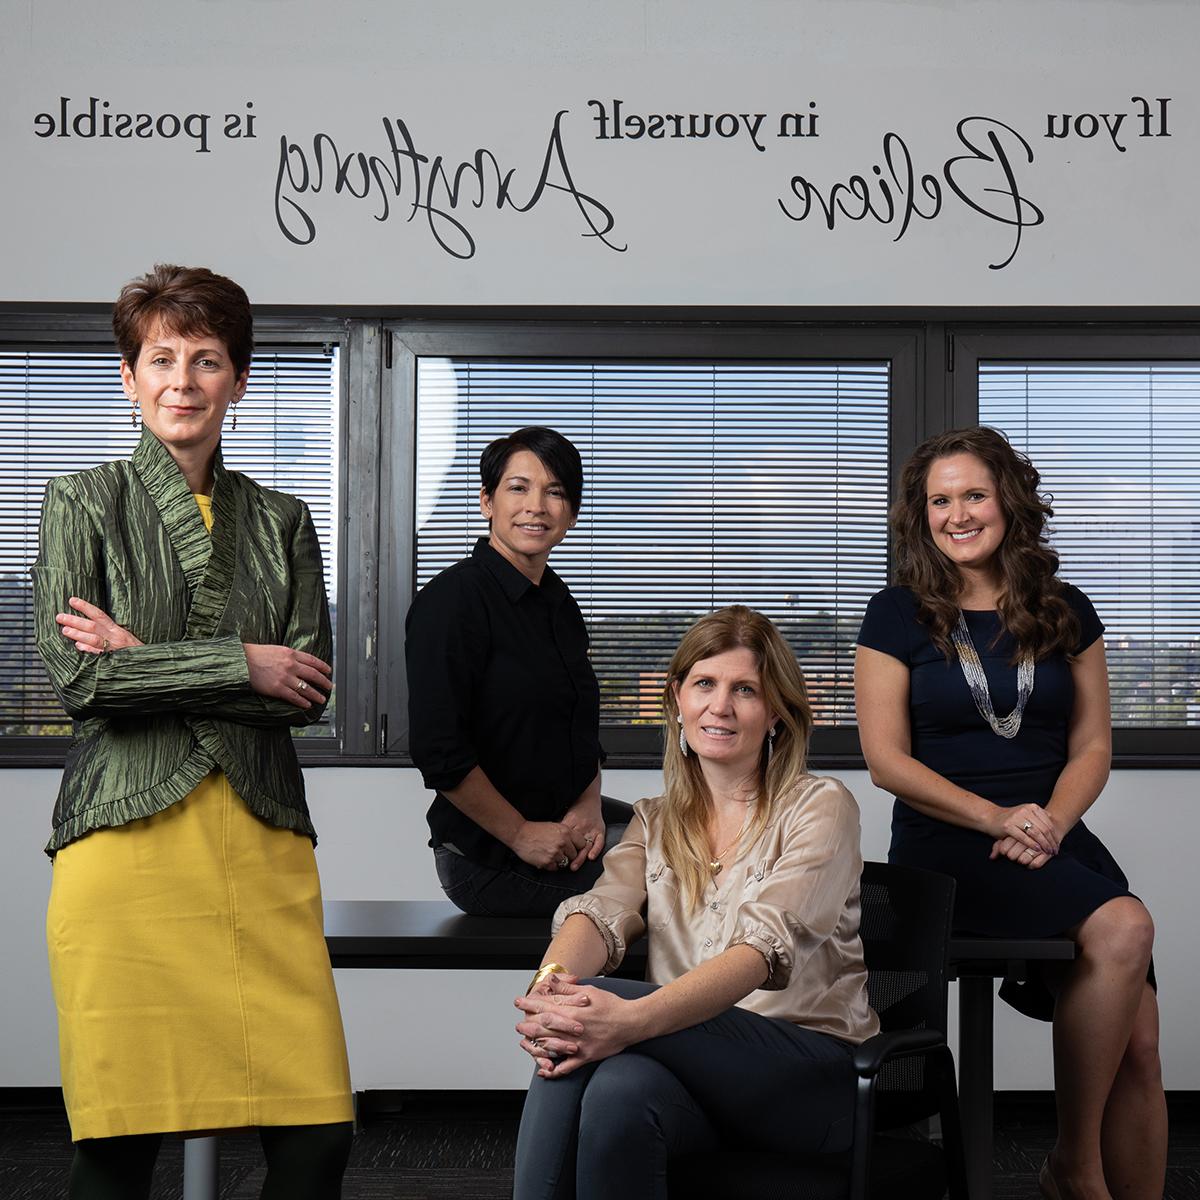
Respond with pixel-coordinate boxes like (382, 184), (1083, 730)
(513, 978), (856, 1200)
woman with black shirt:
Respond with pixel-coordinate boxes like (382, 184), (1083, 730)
(406, 427), (629, 916)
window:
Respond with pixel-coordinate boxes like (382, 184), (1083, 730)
(954, 327), (1200, 761)
(0, 334), (343, 751)
(980, 361), (1200, 727)
(385, 324), (919, 763)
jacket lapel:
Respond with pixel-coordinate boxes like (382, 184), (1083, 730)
(131, 429), (211, 594)
(130, 430), (239, 640)
(186, 454), (239, 640)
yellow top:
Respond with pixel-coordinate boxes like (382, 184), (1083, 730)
(194, 492), (214, 531)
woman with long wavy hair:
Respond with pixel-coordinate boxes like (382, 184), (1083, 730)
(855, 426), (1164, 1200)
(510, 606), (878, 1200)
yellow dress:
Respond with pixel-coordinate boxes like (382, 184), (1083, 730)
(46, 493), (353, 1140)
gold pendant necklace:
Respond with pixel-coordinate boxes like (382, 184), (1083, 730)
(708, 815), (749, 876)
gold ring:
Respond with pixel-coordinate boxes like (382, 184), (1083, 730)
(584, 833), (596, 844)
(101, 637), (110, 652)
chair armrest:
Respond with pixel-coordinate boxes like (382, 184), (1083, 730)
(852, 1028), (947, 1077)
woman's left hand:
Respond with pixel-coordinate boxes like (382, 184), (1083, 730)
(56, 597), (143, 654)
(515, 981), (639, 1078)
(989, 835), (1050, 870)
(990, 805), (1062, 869)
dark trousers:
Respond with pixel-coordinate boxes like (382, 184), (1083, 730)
(434, 798), (633, 917)
(69, 1122), (354, 1199)
(513, 979), (856, 1200)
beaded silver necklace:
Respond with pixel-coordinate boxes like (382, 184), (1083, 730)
(950, 612), (1035, 739)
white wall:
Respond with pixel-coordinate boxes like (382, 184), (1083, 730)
(2, 0), (1196, 1097)
(1, 1), (1196, 304)
(3, 765), (1194, 1091)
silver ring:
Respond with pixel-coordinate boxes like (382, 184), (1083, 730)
(583, 833), (596, 844)
(297, 680), (308, 692)
(1022, 821), (1032, 833)
(557, 855), (570, 868)
(1023, 846), (1034, 856)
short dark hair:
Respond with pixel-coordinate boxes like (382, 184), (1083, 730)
(479, 427), (584, 514)
(112, 264), (254, 377)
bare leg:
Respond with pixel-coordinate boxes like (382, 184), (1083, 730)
(1099, 983), (1166, 1200)
(1045, 897), (1154, 1200)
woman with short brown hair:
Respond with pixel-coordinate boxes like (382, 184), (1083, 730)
(36, 264), (354, 1198)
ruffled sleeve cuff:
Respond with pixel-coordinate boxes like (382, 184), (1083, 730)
(553, 894), (636, 975)
(727, 925), (793, 991)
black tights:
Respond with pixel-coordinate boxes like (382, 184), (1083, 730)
(69, 1122), (354, 1200)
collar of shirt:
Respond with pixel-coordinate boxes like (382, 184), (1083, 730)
(471, 537), (567, 604)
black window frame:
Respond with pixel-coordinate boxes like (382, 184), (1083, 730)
(3, 309), (1199, 770)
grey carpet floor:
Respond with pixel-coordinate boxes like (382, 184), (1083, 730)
(1, 1095), (1197, 1198)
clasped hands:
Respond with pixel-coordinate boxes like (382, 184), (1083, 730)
(55, 596), (331, 711)
(511, 796), (605, 872)
(988, 801), (1062, 871)
(514, 974), (634, 1079)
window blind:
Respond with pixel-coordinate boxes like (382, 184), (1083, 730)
(0, 347), (340, 737)
(415, 359), (890, 727)
(980, 362), (1200, 727)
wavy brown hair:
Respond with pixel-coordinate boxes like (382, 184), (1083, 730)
(660, 606), (813, 912)
(892, 426), (1078, 662)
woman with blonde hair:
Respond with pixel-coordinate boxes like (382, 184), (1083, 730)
(855, 426), (1163, 1200)
(511, 606), (878, 1200)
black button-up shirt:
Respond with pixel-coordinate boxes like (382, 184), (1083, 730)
(405, 538), (603, 868)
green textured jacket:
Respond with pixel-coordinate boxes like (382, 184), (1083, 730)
(32, 430), (331, 856)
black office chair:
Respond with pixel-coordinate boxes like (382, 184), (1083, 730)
(668, 861), (969, 1199)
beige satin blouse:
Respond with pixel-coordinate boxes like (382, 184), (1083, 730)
(553, 775), (880, 1044)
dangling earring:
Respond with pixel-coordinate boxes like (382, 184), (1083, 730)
(766, 725), (777, 764)
(677, 713), (688, 757)
(130, 400), (139, 429)
(230, 402), (238, 431)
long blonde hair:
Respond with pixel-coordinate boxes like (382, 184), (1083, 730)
(660, 606), (813, 911)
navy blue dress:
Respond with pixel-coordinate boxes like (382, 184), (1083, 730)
(857, 584), (1146, 1018)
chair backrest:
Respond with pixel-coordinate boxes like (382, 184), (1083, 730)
(857, 860), (956, 1127)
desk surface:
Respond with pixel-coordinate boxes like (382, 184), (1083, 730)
(324, 899), (1075, 972)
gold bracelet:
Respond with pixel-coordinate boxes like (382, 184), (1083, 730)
(526, 961), (569, 995)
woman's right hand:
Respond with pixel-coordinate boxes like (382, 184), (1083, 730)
(990, 835), (1051, 869)
(985, 802), (1059, 857)
(510, 820), (581, 871)
(243, 644), (332, 710)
